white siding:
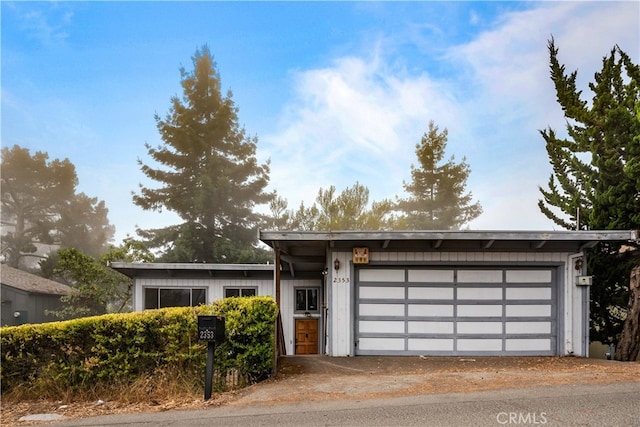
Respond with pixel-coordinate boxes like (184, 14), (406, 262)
(330, 251), (352, 356)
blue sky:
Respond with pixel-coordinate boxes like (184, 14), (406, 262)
(2, 1), (639, 244)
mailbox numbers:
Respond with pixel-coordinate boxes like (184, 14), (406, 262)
(199, 329), (216, 341)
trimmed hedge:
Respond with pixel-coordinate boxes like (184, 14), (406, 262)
(0, 296), (277, 396)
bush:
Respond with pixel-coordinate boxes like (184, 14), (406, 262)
(0, 296), (277, 397)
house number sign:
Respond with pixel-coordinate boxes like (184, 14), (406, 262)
(353, 247), (369, 264)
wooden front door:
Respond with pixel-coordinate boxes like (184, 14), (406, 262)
(295, 318), (319, 355)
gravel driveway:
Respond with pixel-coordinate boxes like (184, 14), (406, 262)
(4, 356), (639, 425)
(228, 356), (640, 406)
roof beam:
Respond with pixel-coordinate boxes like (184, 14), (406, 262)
(287, 260), (296, 278)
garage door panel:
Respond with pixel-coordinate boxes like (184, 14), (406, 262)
(408, 339), (453, 351)
(408, 287), (453, 300)
(356, 267), (556, 356)
(358, 338), (404, 351)
(408, 321), (453, 334)
(457, 322), (502, 334)
(506, 287), (551, 300)
(457, 270), (502, 283)
(506, 305), (551, 317)
(359, 303), (404, 316)
(408, 304), (453, 316)
(359, 269), (404, 282)
(457, 339), (502, 352)
(457, 305), (502, 317)
(506, 270), (552, 283)
(408, 270), (454, 283)
(505, 339), (551, 351)
(359, 321), (404, 334)
(506, 322), (551, 334)
(458, 287), (502, 300)
(359, 286), (404, 299)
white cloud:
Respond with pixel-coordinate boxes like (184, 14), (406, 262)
(263, 51), (462, 211)
(12, 3), (74, 47)
(449, 1), (638, 230)
(262, 1), (639, 230)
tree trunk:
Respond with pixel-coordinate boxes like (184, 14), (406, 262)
(614, 264), (640, 361)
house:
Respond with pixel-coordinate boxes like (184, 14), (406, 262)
(0, 264), (73, 326)
(109, 263), (278, 311)
(111, 229), (638, 357)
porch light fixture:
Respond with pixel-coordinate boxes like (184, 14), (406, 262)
(334, 258), (340, 271)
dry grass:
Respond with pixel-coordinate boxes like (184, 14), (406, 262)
(0, 367), (254, 426)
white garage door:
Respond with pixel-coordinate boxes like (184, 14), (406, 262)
(355, 267), (557, 355)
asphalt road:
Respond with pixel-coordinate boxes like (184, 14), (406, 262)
(52, 382), (640, 427)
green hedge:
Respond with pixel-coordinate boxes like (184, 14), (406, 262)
(0, 296), (277, 396)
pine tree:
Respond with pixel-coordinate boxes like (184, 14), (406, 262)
(395, 121), (482, 230)
(133, 46), (273, 263)
(267, 183), (394, 231)
(538, 38), (640, 360)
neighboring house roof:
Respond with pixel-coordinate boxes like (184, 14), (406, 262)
(0, 264), (73, 296)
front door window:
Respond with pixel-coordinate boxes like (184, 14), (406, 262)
(295, 288), (319, 312)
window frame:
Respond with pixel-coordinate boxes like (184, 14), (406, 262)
(294, 287), (321, 314)
(224, 287), (258, 298)
(143, 287), (207, 309)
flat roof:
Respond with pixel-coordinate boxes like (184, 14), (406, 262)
(260, 229), (638, 274)
(260, 229), (637, 243)
(109, 262), (275, 279)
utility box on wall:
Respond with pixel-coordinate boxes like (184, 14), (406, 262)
(576, 276), (593, 286)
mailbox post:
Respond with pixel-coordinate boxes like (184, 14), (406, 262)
(197, 315), (225, 400)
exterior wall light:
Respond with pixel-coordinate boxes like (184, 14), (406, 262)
(334, 258), (340, 271)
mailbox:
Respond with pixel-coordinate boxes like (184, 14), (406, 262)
(197, 316), (225, 345)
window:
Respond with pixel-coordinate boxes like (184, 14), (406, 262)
(144, 288), (206, 309)
(225, 288), (257, 298)
(295, 288), (319, 312)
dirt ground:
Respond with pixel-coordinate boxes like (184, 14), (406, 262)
(2, 356), (640, 426)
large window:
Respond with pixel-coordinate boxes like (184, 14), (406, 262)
(225, 287), (257, 298)
(144, 288), (206, 309)
(295, 288), (319, 312)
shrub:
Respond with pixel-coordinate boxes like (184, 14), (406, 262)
(0, 297), (277, 397)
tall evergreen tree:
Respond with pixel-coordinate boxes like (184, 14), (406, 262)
(395, 121), (482, 230)
(133, 46), (273, 263)
(1, 145), (114, 268)
(538, 38), (640, 360)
